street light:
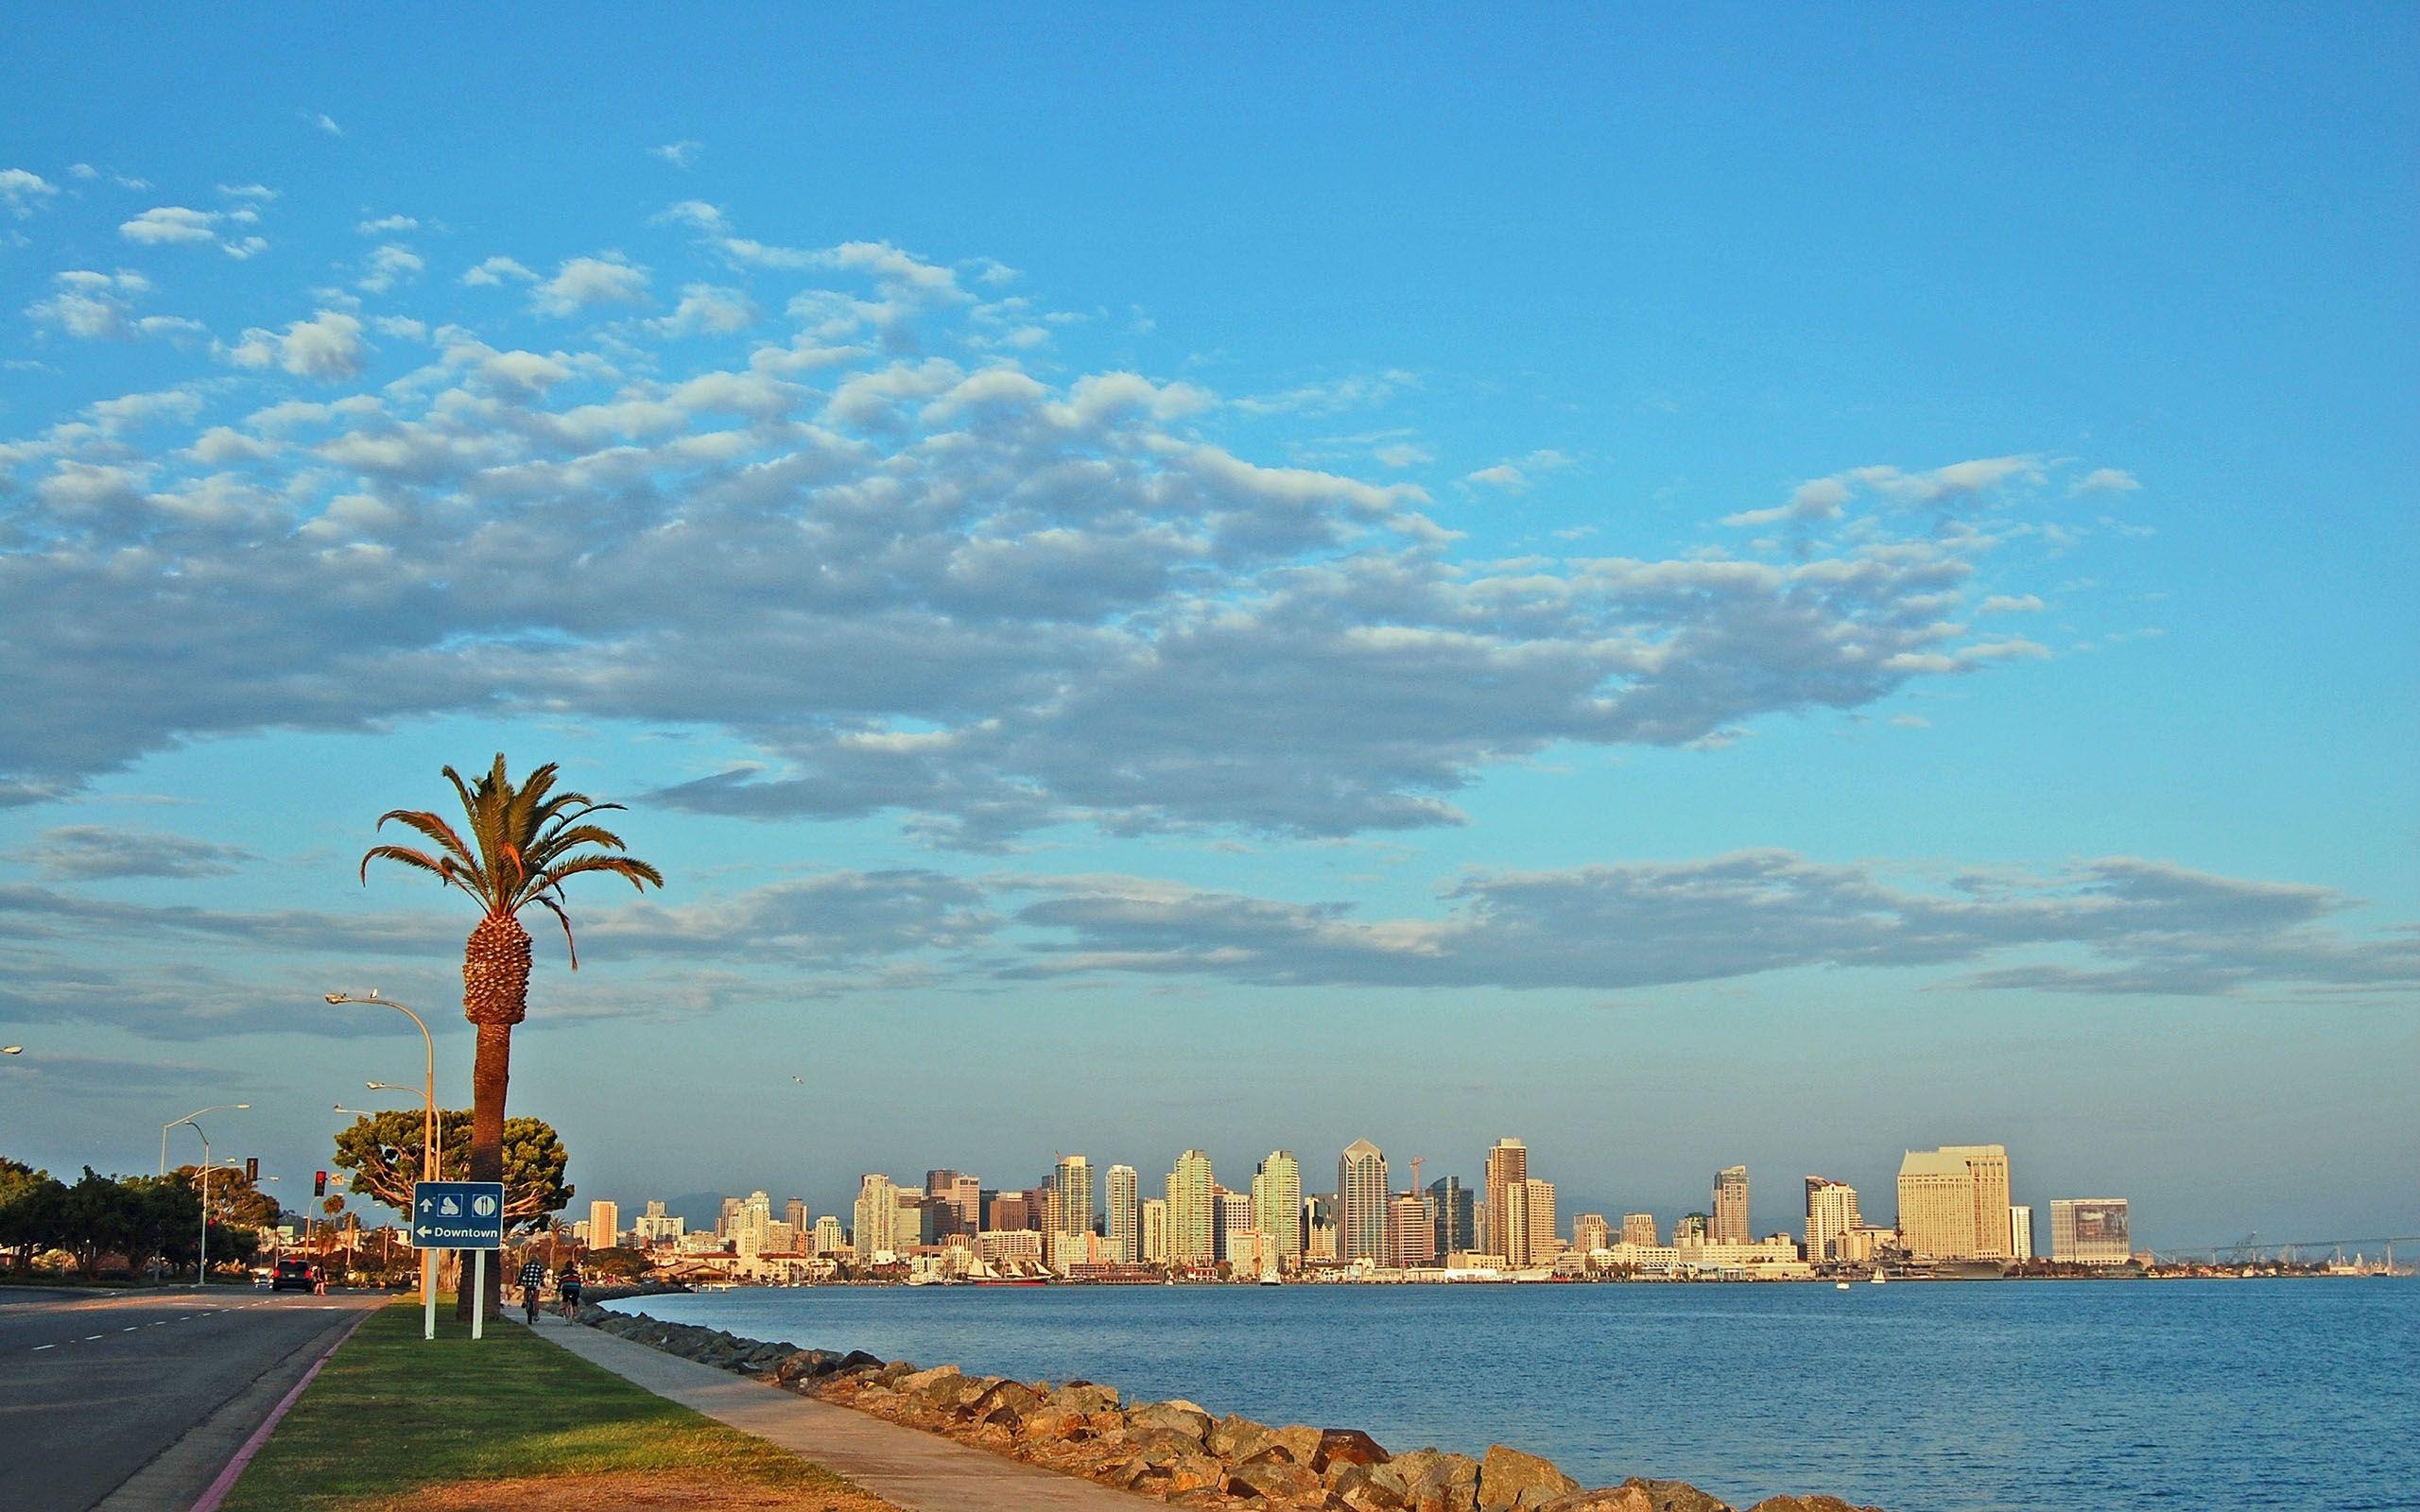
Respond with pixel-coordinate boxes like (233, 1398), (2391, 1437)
(161, 1103), (250, 1178)
(161, 1107), (250, 1286)
(324, 991), (442, 1340)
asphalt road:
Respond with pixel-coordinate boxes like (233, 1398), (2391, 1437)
(0, 1286), (379, 1512)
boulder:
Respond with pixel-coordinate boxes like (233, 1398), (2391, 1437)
(1314, 1428), (1392, 1472)
(1268, 1424), (1324, 1465)
(1020, 1406), (1093, 1442)
(1229, 1459), (1326, 1502)
(1212, 1413), (1280, 1462)
(897, 1365), (963, 1401)
(1047, 1381), (1121, 1414)
(1331, 1464), (1412, 1511)
(1618, 1481), (1734, 1512)
(1478, 1445), (1582, 1511)
(1160, 1451), (1229, 1494)
(835, 1349), (885, 1374)
(1129, 1399), (1216, 1444)
(1536, 1490), (1655, 1512)
(1402, 1452), (1483, 1512)
(969, 1379), (1044, 1421)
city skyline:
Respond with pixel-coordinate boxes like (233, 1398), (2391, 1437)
(0, 11), (2411, 1253)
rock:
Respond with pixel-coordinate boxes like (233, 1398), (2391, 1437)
(1020, 1406), (1092, 1442)
(835, 1349), (885, 1374)
(1536, 1490), (1655, 1512)
(1314, 1428), (1392, 1472)
(1229, 1459), (1325, 1502)
(1268, 1424), (1324, 1465)
(1332, 1464), (1411, 1511)
(1129, 1399), (1216, 1444)
(1130, 1427), (1216, 1466)
(1745, 1499), (1883, 1512)
(1403, 1452), (1484, 1512)
(1212, 1413), (1280, 1461)
(897, 1365), (963, 1403)
(1618, 1482), (1735, 1512)
(1162, 1451), (1228, 1494)
(1479, 1445), (1582, 1510)
(1048, 1381), (1121, 1414)
(969, 1379), (1043, 1420)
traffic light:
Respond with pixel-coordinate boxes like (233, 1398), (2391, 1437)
(245, 1157), (258, 1184)
(314, 1170), (328, 1197)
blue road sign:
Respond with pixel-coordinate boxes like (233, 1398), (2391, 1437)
(410, 1180), (506, 1250)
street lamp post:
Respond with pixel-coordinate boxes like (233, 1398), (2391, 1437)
(161, 1103), (249, 1284)
(324, 992), (441, 1339)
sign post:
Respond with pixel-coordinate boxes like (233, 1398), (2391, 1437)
(410, 1180), (505, 1340)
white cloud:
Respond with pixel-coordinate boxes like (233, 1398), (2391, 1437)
(356, 214), (419, 235)
(120, 204), (271, 258)
(1, 167), (59, 217)
(310, 112), (343, 136)
(1464, 463), (1529, 491)
(2072, 467), (2140, 494)
(216, 182), (278, 201)
(24, 269), (209, 343)
(1979, 593), (2045, 614)
(651, 283), (757, 337)
(650, 140), (703, 168)
(529, 253), (649, 317)
(1373, 442), (1432, 469)
(357, 243), (424, 294)
(460, 255), (537, 287)
(1234, 369), (1418, 418)
(224, 310), (369, 381)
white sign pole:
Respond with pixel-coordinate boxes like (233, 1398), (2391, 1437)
(424, 1250), (439, 1340)
(471, 1248), (485, 1340)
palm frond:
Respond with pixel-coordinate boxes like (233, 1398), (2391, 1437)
(532, 893), (579, 969)
(358, 844), (471, 892)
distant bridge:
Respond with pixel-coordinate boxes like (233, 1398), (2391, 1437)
(2152, 1233), (2417, 1266)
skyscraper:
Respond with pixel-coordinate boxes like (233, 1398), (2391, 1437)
(2050, 1198), (2131, 1265)
(925, 1170), (980, 1238)
(1050, 1156), (1095, 1240)
(1947, 1145), (2013, 1259)
(1140, 1197), (1169, 1264)
(1428, 1176), (1477, 1258)
(1522, 1177), (1557, 1260)
(1621, 1212), (1658, 1246)
(2009, 1204), (2034, 1262)
(785, 1198), (808, 1235)
(1167, 1150), (1216, 1266)
(1896, 1144), (2013, 1261)
(812, 1214), (844, 1254)
(1713, 1165), (1750, 1244)
(1389, 1192), (1437, 1267)
(1216, 1188), (1255, 1263)
(853, 1175), (899, 1261)
(1338, 1140), (1390, 1264)
(1251, 1151), (1303, 1269)
(1674, 1211), (1710, 1243)
(1107, 1164), (1140, 1263)
(1484, 1139), (1529, 1261)
(1574, 1213), (1612, 1252)
(588, 1199), (619, 1250)
(1805, 1177), (1861, 1262)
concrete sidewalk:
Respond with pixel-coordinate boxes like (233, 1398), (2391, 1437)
(531, 1313), (1163, 1511)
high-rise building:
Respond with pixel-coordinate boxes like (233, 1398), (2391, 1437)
(1484, 1139), (1529, 1262)
(1167, 1150), (1216, 1266)
(1305, 1194), (1338, 1263)
(1896, 1145), (2013, 1260)
(2010, 1204), (2034, 1262)
(784, 1198), (807, 1235)
(588, 1199), (619, 1250)
(1522, 1178), (1557, 1260)
(1337, 1141), (1391, 1264)
(812, 1214), (845, 1254)
(1216, 1189), (1255, 1263)
(1050, 1156), (1095, 1240)
(853, 1175), (900, 1261)
(1140, 1197), (1169, 1264)
(988, 1192), (1033, 1232)
(717, 1195), (743, 1237)
(1713, 1166), (1750, 1245)
(925, 1170), (979, 1239)
(1250, 1151), (1304, 1268)
(1805, 1177), (1861, 1263)
(1622, 1212), (1658, 1246)
(1390, 1193), (1437, 1267)
(1428, 1176), (1477, 1258)
(1107, 1164), (1140, 1263)
(1574, 1213), (1612, 1253)
(2050, 1199), (2131, 1265)
(1674, 1211), (1711, 1243)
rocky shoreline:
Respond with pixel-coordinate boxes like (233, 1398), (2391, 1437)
(570, 1304), (1883, 1512)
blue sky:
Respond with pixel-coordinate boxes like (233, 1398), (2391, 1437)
(0, 9), (2411, 1249)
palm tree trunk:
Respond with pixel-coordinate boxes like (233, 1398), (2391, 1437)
(455, 1019), (512, 1321)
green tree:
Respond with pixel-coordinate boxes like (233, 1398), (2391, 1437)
(330, 1108), (573, 1232)
(0, 1158), (68, 1270)
(359, 754), (659, 1315)
(58, 1168), (148, 1278)
(167, 1162), (282, 1229)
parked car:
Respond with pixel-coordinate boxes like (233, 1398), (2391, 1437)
(270, 1258), (319, 1292)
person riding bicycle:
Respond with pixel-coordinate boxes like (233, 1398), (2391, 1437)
(556, 1260), (582, 1317)
(517, 1255), (546, 1324)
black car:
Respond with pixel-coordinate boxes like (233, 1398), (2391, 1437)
(270, 1258), (318, 1292)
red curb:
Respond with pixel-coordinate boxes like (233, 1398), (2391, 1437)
(188, 1307), (374, 1512)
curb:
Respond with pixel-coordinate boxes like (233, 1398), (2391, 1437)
(187, 1307), (372, 1512)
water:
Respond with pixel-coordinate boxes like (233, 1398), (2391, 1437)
(611, 1280), (2418, 1511)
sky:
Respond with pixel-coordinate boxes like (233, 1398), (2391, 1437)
(0, 8), (2412, 1252)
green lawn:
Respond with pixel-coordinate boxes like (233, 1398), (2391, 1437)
(221, 1300), (889, 1511)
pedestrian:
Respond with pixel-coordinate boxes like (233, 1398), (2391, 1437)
(557, 1259), (582, 1317)
(517, 1253), (545, 1324)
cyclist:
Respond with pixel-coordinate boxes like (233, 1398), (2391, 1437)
(517, 1254), (546, 1325)
(556, 1259), (582, 1317)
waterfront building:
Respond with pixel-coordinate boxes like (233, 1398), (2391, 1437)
(1252, 1151), (1304, 1268)
(1389, 1192), (1438, 1268)
(1621, 1211), (1658, 1246)
(925, 1170), (980, 1238)
(1574, 1213), (1612, 1253)
(1805, 1177), (1861, 1263)
(1140, 1196), (1169, 1264)
(1713, 1165), (1750, 1245)
(980, 1229), (1045, 1269)
(1426, 1176), (1476, 1258)
(1167, 1150), (1217, 1266)
(2050, 1198), (2132, 1265)
(1050, 1156), (1095, 1240)
(988, 1191), (1033, 1232)
(812, 1214), (845, 1254)
(1216, 1188), (1255, 1263)
(632, 1202), (684, 1247)
(1484, 1139), (1529, 1262)
(589, 1199), (619, 1250)
(1338, 1141), (1391, 1264)
(1667, 1232), (1811, 1280)
(854, 1175), (901, 1261)
(1522, 1178), (1558, 1262)
(1305, 1194), (1338, 1263)
(1674, 1211), (1710, 1243)
(784, 1198), (807, 1234)
(1896, 1144), (2013, 1261)
(1107, 1164), (1140, 1263)
(2010, 1204), (2034, 1262)
(717, 1195), (743, 1237)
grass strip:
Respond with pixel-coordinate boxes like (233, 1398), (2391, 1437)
(220, 1299), (892, 1511)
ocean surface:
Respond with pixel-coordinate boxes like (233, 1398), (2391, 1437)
(610, 1280), (2417, 1511)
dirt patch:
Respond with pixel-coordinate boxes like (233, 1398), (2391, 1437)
(359, 1469), (896, 1512)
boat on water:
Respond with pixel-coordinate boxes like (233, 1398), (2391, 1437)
(1835, 1280), (1852, 1291)
(1869, 1270), (1887, 1284)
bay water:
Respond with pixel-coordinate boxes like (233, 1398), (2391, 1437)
(611, 1279), (2416, 1511)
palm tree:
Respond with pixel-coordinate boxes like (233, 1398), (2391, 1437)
(361, 754), (662, 1315)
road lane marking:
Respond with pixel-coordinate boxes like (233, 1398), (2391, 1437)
(32, 1344), (54, 1350)
(123, 1326), (139, 1332)
(83, 1333), (103, 1340)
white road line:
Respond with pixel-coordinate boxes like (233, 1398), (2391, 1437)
(122, 1326), (138, 1332)
(82, 1333), (103, 1340)
(32, 1344), (55, 1351)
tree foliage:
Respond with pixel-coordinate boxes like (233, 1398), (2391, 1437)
(331, 1109), (572, 1229)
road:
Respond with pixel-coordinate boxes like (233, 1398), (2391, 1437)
(0, 1286), (380, 1512)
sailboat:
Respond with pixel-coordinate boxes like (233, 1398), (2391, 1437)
(1868, 1269), (1887, 1284)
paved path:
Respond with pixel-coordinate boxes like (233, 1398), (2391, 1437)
(533, 1313), (1162, 1511)
(0, 1287), (381, 1512)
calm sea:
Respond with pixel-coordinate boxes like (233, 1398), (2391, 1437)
(610, 1280), (2417, 1511)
